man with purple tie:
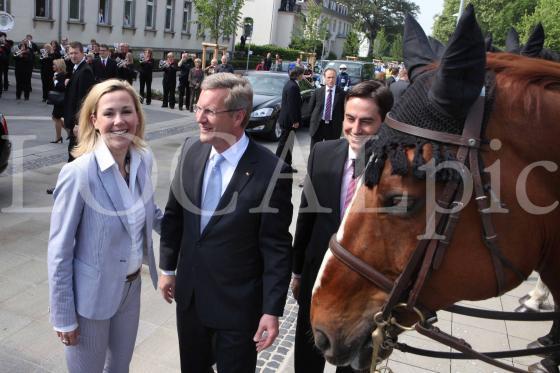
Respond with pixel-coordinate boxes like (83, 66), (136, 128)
(308, 68), (345, 150)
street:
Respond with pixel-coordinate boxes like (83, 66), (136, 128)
(0, 70), (554, 373)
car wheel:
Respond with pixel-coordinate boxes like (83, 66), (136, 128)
(269, 118), (282, 141)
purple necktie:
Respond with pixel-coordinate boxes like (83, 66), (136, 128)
(324, 89), (333, 122)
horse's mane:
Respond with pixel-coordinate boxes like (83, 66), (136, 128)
(361, 53), (560, 189)
(487, 52), (560, 118)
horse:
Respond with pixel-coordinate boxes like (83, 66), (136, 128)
(309, 5), (560, 372)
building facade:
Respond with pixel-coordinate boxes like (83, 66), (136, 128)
(238, 0), (352, 59)
(1, 0), (351, 58)
(2, 0), (227, 57)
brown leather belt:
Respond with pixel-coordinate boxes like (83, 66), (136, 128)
(125, 268), (141, 282)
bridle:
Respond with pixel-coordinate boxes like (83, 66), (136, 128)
(329, 92), (560, 373)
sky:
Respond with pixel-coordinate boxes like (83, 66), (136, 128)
(414, 0), (445, 35)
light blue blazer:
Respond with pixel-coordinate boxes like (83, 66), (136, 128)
(48, 144), (162, 330)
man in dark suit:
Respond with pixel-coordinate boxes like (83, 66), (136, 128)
(159, 73), (293, 373)
(63, 41), (95, 162)
(275, 66), (304, 172)
(308, 67), (345, 149)
(92, 44), (118, 82)
(291, 80), (393, 373)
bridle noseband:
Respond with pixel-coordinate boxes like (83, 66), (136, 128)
(328, 93), (560, 373)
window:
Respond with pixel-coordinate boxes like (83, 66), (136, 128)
(0, 0), (9, 12)
(146, 0), (156, 28)
(35, 0), (50, 18)
(165, 0), (174, 31)
(182, 0), (191, 33)
(98, 0), (110, 24)
(123, 0), (134, 26)
(69, 0), (82, 21)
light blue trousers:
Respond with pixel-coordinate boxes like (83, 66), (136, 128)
(64, 276), (141, 373)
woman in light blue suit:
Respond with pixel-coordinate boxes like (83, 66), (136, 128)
(48, 79), (162, 372)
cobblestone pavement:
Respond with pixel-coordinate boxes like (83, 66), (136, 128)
(0, 70), (556, 373)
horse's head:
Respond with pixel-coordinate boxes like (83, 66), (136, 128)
(310, 5), (502, 369)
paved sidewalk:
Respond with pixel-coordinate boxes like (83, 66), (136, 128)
(0, 71), (555, 373)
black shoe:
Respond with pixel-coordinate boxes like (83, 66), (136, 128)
(288, 167), (298, 173)
(50, 137), (63, 144)
(178, 106), (183, 111)
(161, 104), (168, 108)
(528, 358), (560, 373)
(46, 187), (55, 195)
(24, 97), (29, 100)
(146, 101), (151, 105)
(42, 99), (47, 102)
(169, 105), (175, 109)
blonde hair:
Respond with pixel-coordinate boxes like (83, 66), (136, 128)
(53, 58), (66, 73)
(72, 79), (146, 158)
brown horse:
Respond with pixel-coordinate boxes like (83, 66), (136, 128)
(310, 5), (560, 371)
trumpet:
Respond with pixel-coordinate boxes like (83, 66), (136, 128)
(159, 60), (169, 69)
(39, 48), (49, 59)
(11, 45), (22, 57)
(139, 52), (145, 63)
(115, 57), (127, 68)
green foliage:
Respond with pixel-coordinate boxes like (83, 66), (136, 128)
(301, 0), (329, 53)
(372, 28), (389, 58)
(327, 51), (338, 60)
(343, 29), (361, 57)
(518, 0), (560, 50)
(337, 0), (419, 55)
(193, 0), (245, 44)
(390, 33), (403, 60)
(235, 43), (303, 61)
(433, 0), (538, 47)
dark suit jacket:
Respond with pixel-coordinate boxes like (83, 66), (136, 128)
(160, 138), (293, 330)
(308, 85), (345, 138)
(92, 58), (118, 82)
(278, 79), (301, 130)
(64, 61), (94, 130)
(292, 138), (348, 311)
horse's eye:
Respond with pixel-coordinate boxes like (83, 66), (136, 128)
(383, 195), (417, 215)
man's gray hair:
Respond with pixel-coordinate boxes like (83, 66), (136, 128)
(201, 73), (253, 128)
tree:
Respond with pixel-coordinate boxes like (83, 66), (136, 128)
(372, 28), (389, 58)
(291, 0), (328, 53)
(433, 0), (538, 47)
(337, 0), (419, 56)
(390, 33), (403, 60)
(193, 0), (245, 45)
(518, 0), (560, 50)
(343, 29), (361, 57)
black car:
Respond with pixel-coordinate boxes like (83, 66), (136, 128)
(321, 60), (375, 87)
(0, 113), (10, 174)
(245, 71), (315, 141)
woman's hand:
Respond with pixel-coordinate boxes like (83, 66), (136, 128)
(56, 328), (80, 346)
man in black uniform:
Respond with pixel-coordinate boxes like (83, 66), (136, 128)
(177, 52), (194, 110)
(162, 52), (178, 109)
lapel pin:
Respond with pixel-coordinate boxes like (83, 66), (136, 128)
(245, 171), (251, 176)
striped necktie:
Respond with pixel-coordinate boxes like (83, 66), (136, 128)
(342, 159), (356, 218)
(324, 88), (333, 122)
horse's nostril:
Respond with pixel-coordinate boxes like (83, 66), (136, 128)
(314, 329), (331, 352)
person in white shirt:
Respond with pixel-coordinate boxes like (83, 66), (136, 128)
(48, 79), (162, 373)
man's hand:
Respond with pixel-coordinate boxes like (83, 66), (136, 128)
(292, 122), (300, 129)
(56, 328), (79, 346)
(253, 314), (279, 352)
(158, 274), (176, 303)
(291, 277), (301, 301)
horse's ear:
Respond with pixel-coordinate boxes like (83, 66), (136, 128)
(429, 4), (485, 120)
(506, 27), (520, 53)
(403, 13), (435, 82)
(521, 23), (544, 58)
(428, 36), (445, 59)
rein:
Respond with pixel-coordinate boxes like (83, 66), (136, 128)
(329, 93), (560, 372)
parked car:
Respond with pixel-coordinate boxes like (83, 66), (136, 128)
(321, 60), (375, 86)
(0, 113), (11, 174)
(244, 71), (315, 141)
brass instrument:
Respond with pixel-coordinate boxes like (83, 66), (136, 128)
(115, 57), (127, 68)
(159, 60), (169, 69)
(0, 11), (15, 32)
(40, 48), (49, 59)
(11, 45), (22, 57)
(139, 52), (145, 63)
